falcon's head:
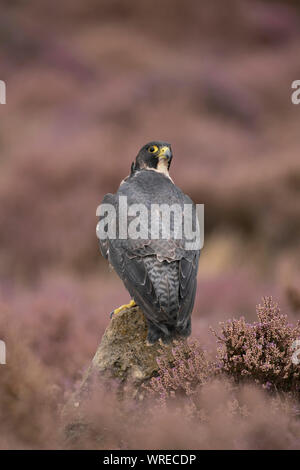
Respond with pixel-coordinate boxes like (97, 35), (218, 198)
(133, 141), (173, 176)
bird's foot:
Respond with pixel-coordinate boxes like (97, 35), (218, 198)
(110, 300), (136, 318)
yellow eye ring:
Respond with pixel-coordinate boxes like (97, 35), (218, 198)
(148, 145), (158, 154)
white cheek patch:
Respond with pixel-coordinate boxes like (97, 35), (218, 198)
(157, 158), (169, 176)
(145, 160), (174, 183)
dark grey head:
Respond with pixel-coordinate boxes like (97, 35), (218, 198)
(133, 141), (173, 174)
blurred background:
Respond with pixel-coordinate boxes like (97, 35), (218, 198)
(0, 0), (300, 448)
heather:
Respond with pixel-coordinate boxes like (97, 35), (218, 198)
(0, 0), (300, 450)
(2, 285), (300, 449)
(214, 297), (300, 393)
(147, 298), (300, 407)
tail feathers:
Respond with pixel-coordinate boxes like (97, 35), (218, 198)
(146, 320), (191, 344)
(144, 258), (179, 320)
(137, 256), (195, 344)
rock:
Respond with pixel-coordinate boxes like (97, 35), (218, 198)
(92, 307), (167, 381)
(61, 305), (173, 444)
(82, 305), (172, 393)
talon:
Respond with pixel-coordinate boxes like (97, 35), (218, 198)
(110, 300), (136, 317)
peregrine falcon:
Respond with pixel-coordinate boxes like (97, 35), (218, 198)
(98, 141), (200, 343)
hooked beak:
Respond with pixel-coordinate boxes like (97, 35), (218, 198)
(157, 146), (172, 161)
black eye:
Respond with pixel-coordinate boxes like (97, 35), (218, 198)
(148, 145), (158, 153)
